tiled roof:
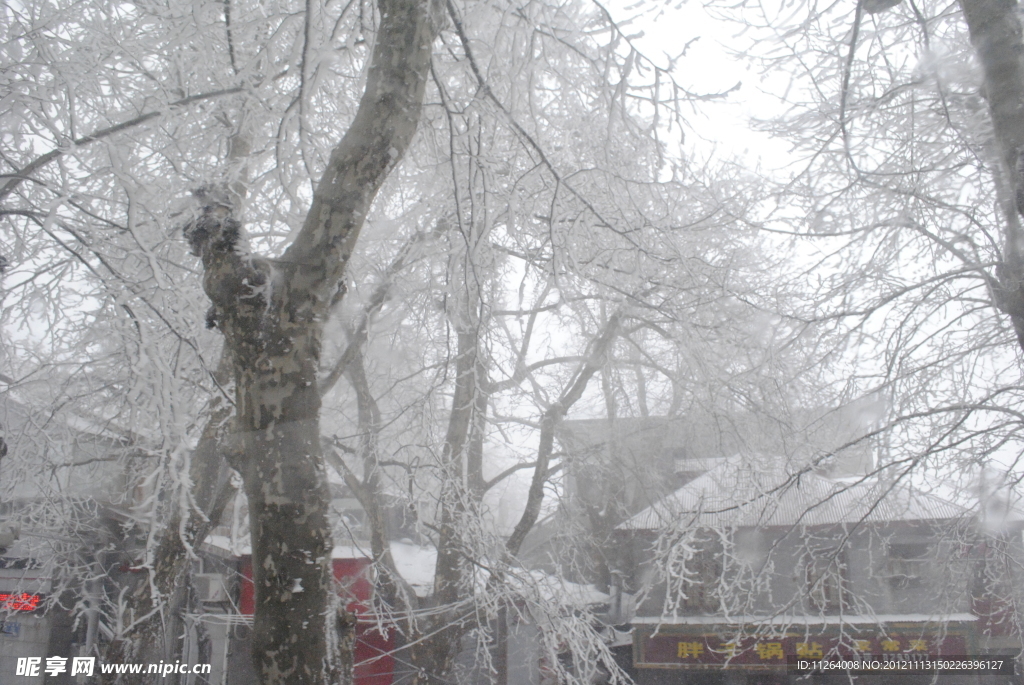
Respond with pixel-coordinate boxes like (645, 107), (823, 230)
(618, 454), (968, 530)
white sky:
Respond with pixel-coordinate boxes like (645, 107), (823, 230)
(606, 0), (795, 170)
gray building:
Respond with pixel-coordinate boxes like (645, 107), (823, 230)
(615, 454), (1023, 685)
(543, 408), (879, 591)
(0, 396), (146, 684)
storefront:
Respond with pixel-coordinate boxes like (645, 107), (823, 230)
(0, 561), (52, 685)
(631, 615), (1001, 685)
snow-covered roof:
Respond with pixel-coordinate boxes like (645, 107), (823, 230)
(618, 454), (969, 530)
(2, 394), (145, 445)
(202, 536), (439, 597)
(389, 540), (436, 597)
(512, 569), (610, 607)
(201, 536), (608, 607)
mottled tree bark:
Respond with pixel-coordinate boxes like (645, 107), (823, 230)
(960, 0), (1024, 352)
(188, 0), (439, 680)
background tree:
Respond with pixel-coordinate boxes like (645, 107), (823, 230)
(310, 4), (801, 682)
(686, 0), (1024, 645)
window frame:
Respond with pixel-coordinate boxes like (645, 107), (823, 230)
(804, 547), (848, 614)
(887, 541), (929, 590)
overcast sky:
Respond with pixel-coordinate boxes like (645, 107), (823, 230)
(607, 0), (797, 169)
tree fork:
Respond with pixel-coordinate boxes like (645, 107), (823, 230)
(189, 0), (441, 680)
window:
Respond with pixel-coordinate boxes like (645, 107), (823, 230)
(805, 549), (847, 614)
(888, 542), (929, 589)
(682, 551), (722, 614)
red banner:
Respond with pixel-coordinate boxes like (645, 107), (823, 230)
(636, 624), (974, 669)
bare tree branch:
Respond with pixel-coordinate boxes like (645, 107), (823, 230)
(506, 311), (622, 556)
(0, 87), (247, 203)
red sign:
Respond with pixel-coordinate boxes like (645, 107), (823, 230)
(636, 625), (973, 669)
(0, 593), (41, 612)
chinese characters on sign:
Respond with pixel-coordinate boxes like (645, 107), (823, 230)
(639, 631), (971, 668)
(755, 643), (784, 660)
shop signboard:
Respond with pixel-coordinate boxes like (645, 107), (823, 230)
(634, 621), (975, 669)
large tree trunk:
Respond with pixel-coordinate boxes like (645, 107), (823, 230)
(234, 326), (334, 682)
(189, 0), (439, 680)
(960, 0), (1024, 351)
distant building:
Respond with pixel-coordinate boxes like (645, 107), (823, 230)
(0, 396), (143, 685)
(545, 408), (880, 590)
(193, 534), (587, 685)
(614, 453), (1023, 685)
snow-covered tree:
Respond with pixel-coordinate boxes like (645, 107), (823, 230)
(1, 0), (800, 683)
